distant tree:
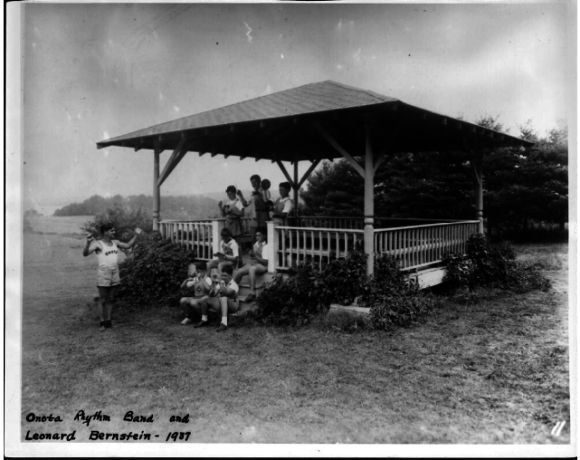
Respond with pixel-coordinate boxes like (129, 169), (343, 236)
(301, 117), (568, 240)
(300, 160), (365, 216)
(484, 120), (568, 236)
(80, 202), (152, 239)
(54, 194), (220, 220)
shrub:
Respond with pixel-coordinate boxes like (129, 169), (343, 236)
(359, 254), (440, 331)
(254, 251), (438, 330)
(254, 262), (331, 327)
(366, 292), (438, 331)
(116, 232), (196, 309)
(80, 202), (152, 239)
(443, 233), (551, 293)
(320, 251), (367, 305)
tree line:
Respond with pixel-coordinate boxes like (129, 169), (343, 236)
(300, 118), (568, 241)
(54, 194), (220, 221)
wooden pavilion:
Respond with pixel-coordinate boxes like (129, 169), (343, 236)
(96, 80), (532, 285)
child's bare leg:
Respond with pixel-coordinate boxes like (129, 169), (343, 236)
(190, 297), (208, 319)
(220, 297), (228, 325)
(234, 265), (249, 284)
(97, 287), (109, 330)
(194, 297), (212, 327)
(247, 264), (266, 300)
(180, 297), (190, 318)
(105, 285), (119, 321)
(207, 259), (219, 273)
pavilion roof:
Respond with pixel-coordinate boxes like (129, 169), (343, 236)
(96, 80), (532, 161)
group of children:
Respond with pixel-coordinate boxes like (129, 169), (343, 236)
(179, 173), (292, 331)
(179, 260), (239, 332)
(218, 174), (294, 245)
(180, 224), (271, 331)
(84, 174), (291, 333)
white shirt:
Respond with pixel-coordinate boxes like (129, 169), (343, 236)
(225, 198), (244, 214)
(95, 240), (119, 268)
(254, 241), (269, 261)
(273, 196), (293, 225)
(219, 238), (239, 259)
(220, 279), (239, 299)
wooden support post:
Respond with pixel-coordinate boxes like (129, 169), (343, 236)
(212, 220), (226, 256)
(474, 151), (484, 233)
(153, 147), (161, 231)
(267, 220), (278, 273)
(293, 161), (299, 218)
(364, 121), (375, 277)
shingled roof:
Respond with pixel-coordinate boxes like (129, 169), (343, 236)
(96, 80), (532, 161)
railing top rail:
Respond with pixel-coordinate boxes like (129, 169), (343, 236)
(276, 226), (365, 233)
(159, 219), (214, 223)
(373, 220), (480, 232)
(298, 216), (471, 223)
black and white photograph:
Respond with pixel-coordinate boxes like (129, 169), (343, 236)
(6, 1), (575, 456)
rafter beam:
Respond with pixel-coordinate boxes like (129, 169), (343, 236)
(297, 159), (321, 189)
(374, 155), (387, 174)
(275, 160), (297, 188)
(158, 137), (188, 187)
(311, 121), (365, 178)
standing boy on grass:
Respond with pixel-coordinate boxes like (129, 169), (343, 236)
(193, 264), (239, 332)
(83, 223), (142, 331)
(179, 261), (212, 325)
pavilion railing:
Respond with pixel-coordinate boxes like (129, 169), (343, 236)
(159, 219), (215, 260)
(269, 226), (365, 271)
(291, 216), (467, 230)
(158, 218), (480, 270)
(159, 217), (254, 260)
(374, 221), (480, 271)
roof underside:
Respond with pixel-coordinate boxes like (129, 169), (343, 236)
(96, 80), (533, 162)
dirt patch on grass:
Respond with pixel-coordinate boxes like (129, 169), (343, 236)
(20, 226), (570, 444)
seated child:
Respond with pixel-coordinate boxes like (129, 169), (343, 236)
(193, 264), (239, 332)
(179, 261), (212, 325)
(207, 227), (240, 274)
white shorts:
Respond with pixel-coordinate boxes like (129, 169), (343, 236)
(97, 265), (120, 287)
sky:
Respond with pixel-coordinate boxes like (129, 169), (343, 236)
(18, 2), (573, 213)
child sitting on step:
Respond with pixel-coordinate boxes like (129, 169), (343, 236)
(234, 226), (269, 303)
(179, 261), (212, 325)
(193, 264), (239, 332)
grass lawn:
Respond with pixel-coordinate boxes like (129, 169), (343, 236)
(20, 217), (570, 444)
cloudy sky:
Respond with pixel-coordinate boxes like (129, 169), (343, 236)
(18, 2), (572, 213)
